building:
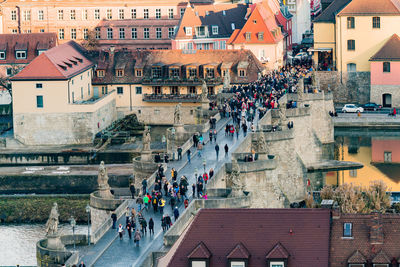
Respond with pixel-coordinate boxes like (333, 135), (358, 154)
(92, 48), (263, 124)
(330, 212), (400, 267)
(227, 0), (285, 69)
(158, 209), (331, 267)
(311, 0), (322, 18)
(11, 41), (116, 145)
(285, 0), (311, 44)
(0, 0), (191, 43)
(0, 33), (57, 79)
(172, 3), (248, 51)
(370, 34), (400, 107)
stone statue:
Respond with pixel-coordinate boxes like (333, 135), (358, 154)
(142, 126), (151, 151)
(223, 70), (231, 90)
(278, 102), (287, 126)
(297, 77), (304, 101)
(229, 161), (244, 196)
(174, 103), (182, 125)
(311, 71), (317, 87)
(45, 202), (59, 236)
(257, 133), (267, 153)
(98, 161), (113, 198)
(201, 79), (208, 101)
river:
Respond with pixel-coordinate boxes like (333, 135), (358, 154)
(0, 223), (87, 266)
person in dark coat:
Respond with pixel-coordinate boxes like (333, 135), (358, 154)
(111, 212), (117, 229)
(173, 206), (180, 221)
(149, 217), (154, 235)
(129, 183), (135, 199)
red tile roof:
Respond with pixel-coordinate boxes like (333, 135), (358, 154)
(161, 209), (331, 267)
(226, 243), (251, 259)
(187, 242), (212, 259)
(338, 0), (400, 15)
(12, 41), (94, 80)
(0, 33), (57, 65)
(370, 34), (400, 61)
(265, 242), (290, 259)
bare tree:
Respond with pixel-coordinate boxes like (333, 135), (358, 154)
(364, 180), (391, 213)
(82, 30), (99, 51)
(0, 65), (23, 96)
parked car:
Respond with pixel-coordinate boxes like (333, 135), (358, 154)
(342, 104), (364, 113)
(294, 52), (309, 61)
(362, 102), (382, 111)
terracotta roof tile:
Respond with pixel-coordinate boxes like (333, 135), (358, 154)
(187, 242), (211, 259)
(348, 250), (367, 263)
(226, 243), (251, 259)
(338, 0), (400, 16)
(162, 209), (330, 267)
(265, 242), (290, 259)
(370, 34), (400, 61)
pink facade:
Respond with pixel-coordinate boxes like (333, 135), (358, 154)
(371, 139), (400, 163)
(371, 61), (400, 85)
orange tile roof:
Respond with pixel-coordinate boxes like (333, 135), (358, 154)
(370, 34), (400, 61)
(338, 0), (400, 15)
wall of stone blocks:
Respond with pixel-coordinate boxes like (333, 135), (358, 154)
(370, 84), (400, 107)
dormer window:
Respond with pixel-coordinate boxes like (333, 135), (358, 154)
(116, 69), (124, 77)
(0, 51), (5, 60)
(170, 68), (179, 78)
(231, 23), (235, 30)
(258, 32), (264, 41)
(196, 26), (206, 37)
(97, 70), (105, 77)
(212, 26), (218, 35)
(188, 67), (197, 78)
(239, 69), (246, 77)
(185, 27), (192, 36)
(136, 69), (142, 77)
(245, 32), (251, 41)
(206, 68), (214, 78)
(152, 67), (162, 78)
(15, 50), (26, 59)
(37, 50), (45, 56)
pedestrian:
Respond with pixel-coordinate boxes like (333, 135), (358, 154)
(139, 216), (147, 234)
(159, 197), (166, 215)
(161, 215), (167, 231)
(165, 214), (172, 229)
(143, 194), (150, 211)
(213, 130), (217, 142)
(152, 194), (158, 212)
(192, 183), (196, 198)
(215, 144), (219, 160)
(177, 146), (182, 160)
(142, 178), (147, 195)
(187, 149), (191, 163)
(111, 212), (117, 229)
(209, 130), (213, 142)
(184, 199), (189, 209)
(173, 206), (180, 221)
(235, 124), (240, 138)
(125, 207), (130, 225)
(209, 168), (214, 180)
(134, 229), (141, 247)
(78, 261), (86, 267)
(129, 182), (135, 199)
(224, 144), (229, 156)
(118, 224), (124, 240)
(136, 196), (143, 212)
(149, 217), (154, 235)
(126, 222), (132, 239)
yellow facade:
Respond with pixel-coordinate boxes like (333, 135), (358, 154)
(313, 22), (335, 66)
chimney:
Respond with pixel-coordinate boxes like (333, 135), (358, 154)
(369, 211), (384, 245)
(109, 45), (115, 66)
(244, 8), (252, 20)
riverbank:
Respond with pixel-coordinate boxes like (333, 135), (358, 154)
(333, 113), (400, 128)
(0, 195), (89, 223)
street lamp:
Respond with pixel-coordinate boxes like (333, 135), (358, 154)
(171, 127), (176, 161)
(85, 204), (91, 245)
(70, 217), (76, 250)
(202, 158), (206, 173)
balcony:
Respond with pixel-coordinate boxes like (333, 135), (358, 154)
(142, 78), (202, 86)
(143, 94), (201, 103)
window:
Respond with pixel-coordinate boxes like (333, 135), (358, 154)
(36, 83), (43, 89)
(185, 27), (192, 36)
(144, 28), (149, 39)
(95, 28), (101, 39)
(0, 51), (5, 60)
(189, 68), (197, 78)
(88, 84), (90, 95)
(6, 68), (12, 76)
(119, 9), (124, 19)
(180, 8), (185, 17)
(168, 8), (174, 19)
(191, 261), (206, 267)
(343, 222), (352, 237)
(23, 10), (31, 21)
(136, 69), (142, 77)
(384, 151), (392, 162)
(82, 9), (88, 20)
(117, 87), (123, 94)
(38, 10), (44, 20)
(373, 16), (380, 29)
(239, 69), (246, 77)
(39, 29), (45, 33)
(11, 10), (16, 21)
(144, 9), (149, 19)
(206, 68), (214, 78)
(196, 26), (206, 37)
(58, 29), (64, 40)
(107, 28), (113, 39)
(231, 23), (235, 30)
(349, 169), (357, 177)
(156, 28), (162, 39)
(220, 40), (226, 49)
(213, 41), (218, 49)
(383, 62), (390, 72)
(347, 63), (356, 72)
(71, 29), (76, 40)
(70, 9), (76, 20)
(36, 96), (43, 108)
(156, 9), (161, 19)
(258, 32), (264, 41)
(136, 86), (142, 94)
(270, 263), (284, 267)
(83, 29), (89, 40)
(170, 68), (179, 77)
(58, 10), (64, 20)
(245, 32), (251, 41)
(347, 39), (355, 51)
(170, 86), (178, 95)
(119, 28), (125, 39)
(152, 67), (162, 78)
(347, 17), (355, 29)
(80, 87), (83, 99)
(116, 69), (124, 77)
(231, 262), (245, 267)
(131, 28), (137, 39)
(168, 27), (175, 38)
(131, 9), (136, 19)
(349, 264), (365, 267)
(189, 86), (196, 94)
(11, 29), (18, 34)
(107, 9), (112, 19)
(212, 25), (218, 35)
(102, 86), (108, 94)
(373, 264), (389, 267)
(97, 70), (105, 77)
(16, 50), (27, 59)
(94, 9), (100, 20)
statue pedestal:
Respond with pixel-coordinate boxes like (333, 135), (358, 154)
(98, 185), (113, 199)
(201, 99), (210, 110)
(174, 124), (185, 133)
(46, 234), (65, 250)
(140, 150), (153, 162)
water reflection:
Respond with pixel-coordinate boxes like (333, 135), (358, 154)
(329, 131), (400, 191)
(0, 223), (86, 266)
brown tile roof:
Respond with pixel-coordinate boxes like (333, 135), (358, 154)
(226, 243), (251, 259)
(12, 41), (94, 80)
(370, 34), (400, 61)
(330, 213), (400, 267)
(338, 0), (400, 16)
(187, 242), (212, 259)
(0, 33), (57, 65)
(265, 242), (290, 259)
(161, 209), (331, 267)
(313, 0), (352, 22)
(372, 250), (391, 263)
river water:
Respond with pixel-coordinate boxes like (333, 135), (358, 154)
(0, 223), (87, 266)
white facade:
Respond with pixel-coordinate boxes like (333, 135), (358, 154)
(286, 0), (311, 44)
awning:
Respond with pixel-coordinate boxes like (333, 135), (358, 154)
(307, 47), (332, 52)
